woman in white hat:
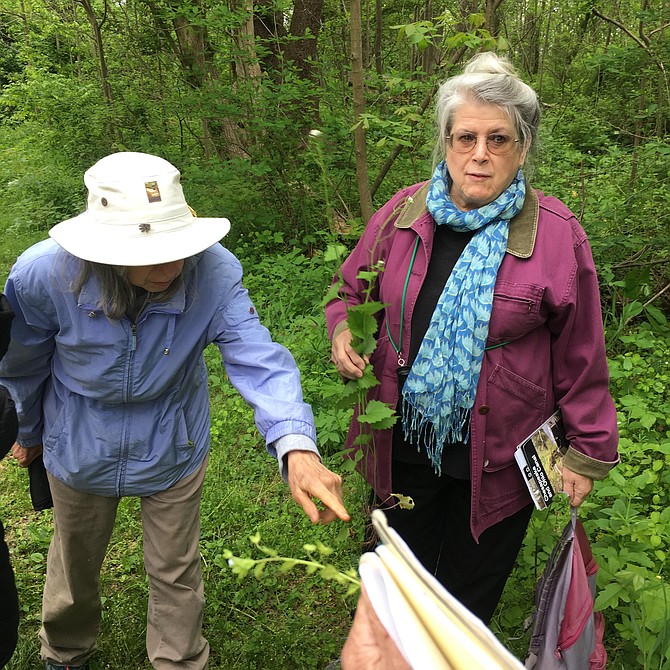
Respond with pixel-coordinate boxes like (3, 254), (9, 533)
(0, 152), (349, 670)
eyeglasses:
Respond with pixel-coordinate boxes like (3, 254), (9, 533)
(447, 132), (520, 156)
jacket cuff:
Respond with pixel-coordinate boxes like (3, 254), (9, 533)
(18, 435), (43, 449)
(563, 447), (619, 480)
(273, 435), (321, 483)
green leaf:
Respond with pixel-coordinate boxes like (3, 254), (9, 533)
(319, 564), (341, 580)
(622, 300), (644, 321)
(346, 583), (362, 596)
(645, 304), (667, 326)
(595, 581), (624, 610)
(392, 492), (415, 510)
(356, 366), (381, 390)
(342, 458), (358, 472)
(324, 245), (348, 263)
(315, 541), (334, 557)
(357, 400), (398, 430)
(640, 414), (657, 429)
(259, 545), (278, 557)
(321, 282), (342, 307)
(278, 559), (298, 573)
(335, 525), (350, 544)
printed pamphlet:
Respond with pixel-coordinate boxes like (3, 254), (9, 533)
(513, 410), (569, 510)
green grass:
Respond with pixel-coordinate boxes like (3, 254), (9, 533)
(2, 403), (365, 669)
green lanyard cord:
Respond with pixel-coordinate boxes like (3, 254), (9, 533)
(385, 236), (421, 365)
(484, 340), (511, 351)
(384, 235), (511, 362)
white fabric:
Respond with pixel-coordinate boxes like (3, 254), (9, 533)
(49, 152), (230, 266)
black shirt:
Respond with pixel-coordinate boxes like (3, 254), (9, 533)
(392, 224), (475, 478)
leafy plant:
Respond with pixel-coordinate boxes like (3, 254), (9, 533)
(219, 532), (360, 596)
(322, 255), (397, 477)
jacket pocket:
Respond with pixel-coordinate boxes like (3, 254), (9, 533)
(221, 294), (260, 328)
(481, 364), (547, 472)
(487, 280), (544, 345)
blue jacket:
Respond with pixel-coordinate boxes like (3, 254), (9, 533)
(0, 239), (318, 497)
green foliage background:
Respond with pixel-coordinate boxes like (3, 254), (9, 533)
(1, 0), (669, 667)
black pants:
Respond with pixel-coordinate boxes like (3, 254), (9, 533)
(0, 519), (19, 669)
(382, 461), (533, 625)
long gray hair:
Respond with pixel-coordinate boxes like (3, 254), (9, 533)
(71, 260), (183, 321)
(434, 52), (541, 166)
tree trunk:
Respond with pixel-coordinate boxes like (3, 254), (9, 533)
(233, 0), (262, 84)
(350, 0), (374, 221)
(284, 0), (324, 82)
(484, 0), (504, 35)
(253, 0), (285, 73)
(253, 0), (324, 128)
(171, 7), (248, 160)
(421, 0), (438, 75)
(374, 0), (383, 75)
(77, 0), (118, 141)
(537, 0), (551, 99)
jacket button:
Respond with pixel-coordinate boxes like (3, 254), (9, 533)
(483, 459), (489, 467)
(478, 405), (490, 415)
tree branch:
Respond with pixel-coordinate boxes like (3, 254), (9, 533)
(592, 8), (649, 49)
(649, 22), (670, 39)
(643, 280), (670, 309)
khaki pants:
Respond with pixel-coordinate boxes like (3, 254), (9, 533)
(40, 460), (209, 669)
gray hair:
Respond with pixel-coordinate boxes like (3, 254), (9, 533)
(434, 52), (541, 165)
(72, 260), (183, 321)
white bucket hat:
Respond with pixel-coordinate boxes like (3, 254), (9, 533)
(49, 152), (231, 266)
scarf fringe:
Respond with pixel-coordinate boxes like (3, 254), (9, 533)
(401, 397), (470, 475)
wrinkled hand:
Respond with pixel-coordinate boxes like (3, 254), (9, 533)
(561, 466), (593, 507)
(12, 442), (43, 468)
(341, 586), (411, 670)
(331, 328), (368, 380)
(286, 450), (350, 524)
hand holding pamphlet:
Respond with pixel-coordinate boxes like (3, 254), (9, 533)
(513, 409), (569, 510)
(359, 509), (525, 670)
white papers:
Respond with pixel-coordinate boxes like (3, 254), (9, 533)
(360, 509), (525, 670)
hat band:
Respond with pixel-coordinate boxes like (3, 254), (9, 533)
(91, 211), (194, 233)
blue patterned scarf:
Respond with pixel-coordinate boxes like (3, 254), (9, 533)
(402, 160), (526, 472)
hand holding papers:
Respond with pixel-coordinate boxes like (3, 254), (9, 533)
(357, 509), (525, 670)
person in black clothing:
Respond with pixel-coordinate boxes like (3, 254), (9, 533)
(0, 293), (19, 668)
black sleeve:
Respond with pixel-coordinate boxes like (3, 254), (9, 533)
(0, 385), (17, 460)
(0, 293), (17, 460)
(0, 293), (14, 362)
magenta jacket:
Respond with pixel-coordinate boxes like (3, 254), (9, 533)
(325, 182), (619, 540)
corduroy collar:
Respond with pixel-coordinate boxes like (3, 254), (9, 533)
(394, 181), (539, 258)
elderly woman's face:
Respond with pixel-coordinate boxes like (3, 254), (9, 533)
(445, 101), (527, 211)
(127, 260), (185, 293)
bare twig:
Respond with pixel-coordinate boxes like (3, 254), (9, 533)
(643, 280), (670, 309)
(611, 245), (651, 269)
(613, 258), (670, 271)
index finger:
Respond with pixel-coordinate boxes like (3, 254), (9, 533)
(294, 480), (350, 524)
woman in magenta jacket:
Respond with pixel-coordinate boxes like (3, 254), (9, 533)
(326, 52), (619, 624)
